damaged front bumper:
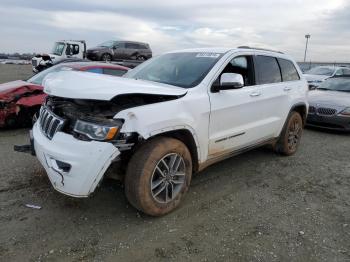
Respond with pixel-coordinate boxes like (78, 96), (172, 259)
(32, 122), (120, 197)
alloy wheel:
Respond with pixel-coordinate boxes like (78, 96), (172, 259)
(151, 153), (186, 204)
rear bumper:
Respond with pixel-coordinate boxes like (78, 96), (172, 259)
(306, 114), (350, 131)
(32, 123), (120, 197)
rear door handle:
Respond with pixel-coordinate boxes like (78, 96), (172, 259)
(250, 91), (261, 97)
(284, 87), (292, 91)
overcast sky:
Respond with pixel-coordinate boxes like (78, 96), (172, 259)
(0, 0), (349, 62)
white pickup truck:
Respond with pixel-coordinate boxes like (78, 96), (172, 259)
(26, 47), (308, 216)
(31, 40), (86, 72)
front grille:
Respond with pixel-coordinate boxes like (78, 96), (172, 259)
(38, 106), (65, 139)
(32, 59), (37, 67)
(317, 107), (337, 116)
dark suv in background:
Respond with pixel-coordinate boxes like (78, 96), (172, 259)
(87, 40), (152, 62)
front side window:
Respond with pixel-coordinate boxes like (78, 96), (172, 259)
(72, 45), (79, 55)
(255, 56), (282, 84)
(51, 42), (65, 56)
(278, 58), (300, 81)
(218, 56), (255, 86)
(98, 41), (116, 48)
(124, 52), (223, 88)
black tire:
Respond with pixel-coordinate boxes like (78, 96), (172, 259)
(136, 55), (146, 61)
(274, 111), (303, 156)
(125, 137), (192, 216)
(5, 114), (17, 128)
(101, 53), (112, 62)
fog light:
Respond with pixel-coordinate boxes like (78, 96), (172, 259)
(49, 158), (71, 173)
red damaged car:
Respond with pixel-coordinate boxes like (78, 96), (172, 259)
(0, 62), (129, 128)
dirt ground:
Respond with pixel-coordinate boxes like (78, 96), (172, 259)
(0, 65), (349, 262)
(0, 64), (33, 84)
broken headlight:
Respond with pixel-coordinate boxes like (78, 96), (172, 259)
(73, 119), (120, 141)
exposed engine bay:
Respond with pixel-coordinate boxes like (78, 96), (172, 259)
(44, 93), (181, 142)
(40, 93), (183, 179)
(46, 93), (180, 122)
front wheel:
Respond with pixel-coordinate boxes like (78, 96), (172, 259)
(274, 111), (303, 156)
(101, 53), (112, 62)
(136, 55), (146, 61)
(125, 137), (192, 216)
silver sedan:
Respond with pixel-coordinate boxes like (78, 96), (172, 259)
(307, 76), (350, 131)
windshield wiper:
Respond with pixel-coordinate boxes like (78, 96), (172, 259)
(317, 88), (330, 91)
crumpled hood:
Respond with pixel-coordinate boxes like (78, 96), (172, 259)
(0, 80), (43, 102)
(304, 74), (329, 82)
(0, 80), (28, 93)
(43, 71), (187, 100)
(308, 90), (350, 107)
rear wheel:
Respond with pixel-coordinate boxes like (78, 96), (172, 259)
(274, 111), (303, 156)
(125, 137), (192, 216)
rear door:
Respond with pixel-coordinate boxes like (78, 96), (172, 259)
(113, 42), (126, 60)
(125, 43), (137, 59)
(253, 55), (292, 138)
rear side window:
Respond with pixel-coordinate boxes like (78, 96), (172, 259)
(85, 68), (103, 74)
(255, 56), (282, 84)
(103, 68), (127, 76)
(126, 43), (139, 49)
(278, 58), (300, 81)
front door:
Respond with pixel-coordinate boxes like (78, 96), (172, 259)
(208, 55), (267, 158)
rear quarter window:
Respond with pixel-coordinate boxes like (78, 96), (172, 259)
(278, 58), (300, 81)
(254, 56), (282, 84)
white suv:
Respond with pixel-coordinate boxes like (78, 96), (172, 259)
(28, 47), (308, 216)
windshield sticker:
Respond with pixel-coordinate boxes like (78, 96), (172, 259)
(196, 53), (221, 58)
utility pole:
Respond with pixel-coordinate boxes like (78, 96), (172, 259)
(304, 34), (311, 62)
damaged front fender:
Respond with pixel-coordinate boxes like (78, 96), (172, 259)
(0, 84), (44, 127)
(32, 123), (120, 197)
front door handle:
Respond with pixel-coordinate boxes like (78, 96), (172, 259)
(284, 87), (292, 91)
(250, 91), (261, 97)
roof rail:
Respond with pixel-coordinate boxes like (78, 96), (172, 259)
(237, 46), (284, 54)
(60, 40), (86, 43)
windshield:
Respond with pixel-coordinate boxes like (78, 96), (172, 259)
(27, 64), (74, 85)
(124, 52), (223, 88)
(306, 67), (335, 76)
(317, 78), (350, 92)
(98, 41), (116, 48)
(51, 42), (66, 56)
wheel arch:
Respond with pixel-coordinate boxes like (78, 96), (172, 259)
(101, 52), (112, 60)
(290, 102), (308, 125)
(149, 128), (200, 173)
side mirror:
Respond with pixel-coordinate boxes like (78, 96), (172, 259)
(112, 46), (118, 49)
(212, 73), (244, 92)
